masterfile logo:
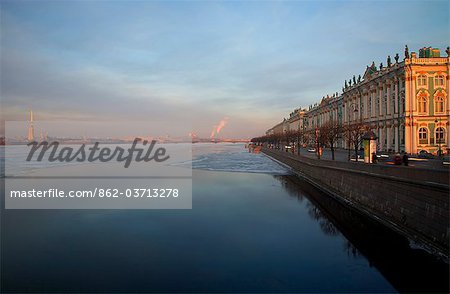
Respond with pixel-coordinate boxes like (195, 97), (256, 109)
(26, 138), (170, 168)
(4, 120), (193, 209)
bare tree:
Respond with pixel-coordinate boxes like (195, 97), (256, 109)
(320, 120), (343, 160)
(294, 129), (304, 155)
(306, 128), (326, 159)
(343, 121), (370, 162)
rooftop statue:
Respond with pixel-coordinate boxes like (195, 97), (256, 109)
(404, 45), (409, 59)
(394, 53), (399, 63)
(387, 55), (392, 67)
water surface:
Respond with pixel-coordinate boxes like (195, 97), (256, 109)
(1, 143), (447, 293)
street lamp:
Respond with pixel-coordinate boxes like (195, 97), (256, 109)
(435, 118), (442, 157)
(315, 127), (322, 159)
(347, 102), (359, 161)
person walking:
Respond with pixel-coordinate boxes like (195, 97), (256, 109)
(402, 152), (409, 166)
(371, 152), (377, 164)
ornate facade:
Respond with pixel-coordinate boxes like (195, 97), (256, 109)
(267, 46), (450, 155)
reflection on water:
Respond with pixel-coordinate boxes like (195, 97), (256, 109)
(1, 143), (448, 293)
(275, 175), (449, 293)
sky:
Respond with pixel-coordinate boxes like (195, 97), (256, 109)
(1, 0), (449, 138)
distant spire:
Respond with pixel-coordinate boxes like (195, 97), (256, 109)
(27, 109), (35, 142)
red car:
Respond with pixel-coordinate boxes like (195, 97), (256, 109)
(393, 154), (402, 165)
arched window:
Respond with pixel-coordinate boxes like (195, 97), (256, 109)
(418, 75), (427, 87)
(434, 75), (445, 87)
(376, 99), (380, 115)
(417, 96), (428, 113)
(435, 95), (445, 113)
(418, 127), (428, 145)
(400, 92), (405, 114)
(435, 127), (445, 144)
(391, 94), (395, 114)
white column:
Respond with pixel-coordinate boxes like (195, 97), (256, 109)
(361, 94), (365, 119)
(409, 75), (417, 153)
(394, 126), (399, 152)
(386, 83), (391, 116)
(386, 126), (391, 151)
(371, 91), (375, 118)
(379, 126), (384, 151)
(394, 80), (398, 114)
(373, 91), (376, 119)
(379, 86), (383, 117)
(411, 124), (417, 153)
(376, 128), (380, 151)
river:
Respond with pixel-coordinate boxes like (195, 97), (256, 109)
(1, 143), (447, 292)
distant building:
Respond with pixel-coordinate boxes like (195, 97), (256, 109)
(303, 94), (342, 143)
(266, 46), (450, 155)
(266, 121), (284, 136)
(288, 108), (306, 132)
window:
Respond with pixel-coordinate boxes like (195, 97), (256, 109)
(435, 95), (445, 113)
(400, 125), (405, 145)
(400, 93), (405, 114)
(436, 127), (445, 144)
(417, 95), (428, 113)
(391, 96), (396, 113)
(418, 75), (427, 87)
(419, 127), (428, 145)
(435, 75), (445, 87)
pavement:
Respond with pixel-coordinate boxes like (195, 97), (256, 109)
(277, 147), (449, 171)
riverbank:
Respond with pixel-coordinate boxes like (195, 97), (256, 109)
(262, 147), (450, 259)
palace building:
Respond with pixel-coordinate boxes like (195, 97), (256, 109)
(267, 46), (450, 155)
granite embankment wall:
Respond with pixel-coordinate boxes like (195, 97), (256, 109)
(263, 148), (449, 257)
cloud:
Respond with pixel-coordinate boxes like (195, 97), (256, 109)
(1, 1), (448, 138)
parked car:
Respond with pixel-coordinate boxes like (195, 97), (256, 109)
(376, 153), (390, 161)
(418, 150), (434, 159)
(350, 154), (364, 160)
(443, 156), (450, 165)
(308, 148), (316, 153)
